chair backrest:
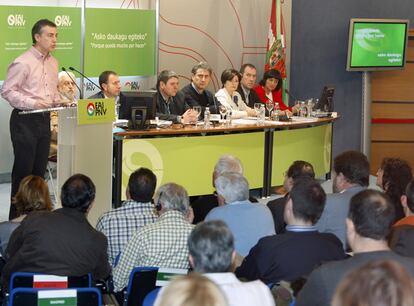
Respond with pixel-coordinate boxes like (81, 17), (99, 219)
(10, 272), (92, 292)
(142, 287), (161, 306)
(124, 267), (158, 306)
(9, 287), (102, 306)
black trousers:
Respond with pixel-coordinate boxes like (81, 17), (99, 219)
(9, 109), (51, 219)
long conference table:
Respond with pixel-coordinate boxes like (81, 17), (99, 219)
(113, 116), (338, 206)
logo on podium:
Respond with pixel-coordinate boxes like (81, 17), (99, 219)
(78, 98), (115, 125)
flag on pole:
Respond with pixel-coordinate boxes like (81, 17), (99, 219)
(265, 0), (287, 78)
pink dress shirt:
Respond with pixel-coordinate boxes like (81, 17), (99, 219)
(1, 46), (60, 110)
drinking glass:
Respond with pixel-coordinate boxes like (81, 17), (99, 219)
(219, 105), (227, 124)
(192, 106), (202, 122)
(254, 103), (262, 120)
(266, 102), (274, 119)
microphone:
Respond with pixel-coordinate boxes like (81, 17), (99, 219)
(233, 95), (239, 106)
(285, 89), (298, 103)
(61, 67), (82, 95)
(69, 66), (101, 90)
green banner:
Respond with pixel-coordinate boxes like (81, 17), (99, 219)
(84, 8), (156, 76)
(0, 6), (81, 80)
(77, 98), (115, 125)
(38, 289), (77, 306)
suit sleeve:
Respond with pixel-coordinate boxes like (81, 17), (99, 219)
(295, 267), (329, 306)
(235, 243), (263, 281)
(93, 234), (111, 280)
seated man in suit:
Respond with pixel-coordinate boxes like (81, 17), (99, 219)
(2, 174), (110, 288)
(296, 189), (414, 306)
(205, 172), (275, 257)
(236, 63), (261, 108)
(179, 62), (219, 116)
(236, 178), (345, 284)
(88, 70), (121, 100)
(155, 70), (197, 124)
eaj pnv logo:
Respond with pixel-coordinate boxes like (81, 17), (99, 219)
(7, 14), (26, 27)
(87, 101), (107, 117)
(87, 102), (95, 116)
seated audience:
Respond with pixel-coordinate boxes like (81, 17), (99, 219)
(0, 175), (52, 256)
(88, 70), (121, 99)
(267, 160), (315, 233)
(236, 63), (261, 108)
(332, 259), (414, 306)
(155, 70), (197, 123)
(215, 69), (256, 119)
(192, 155), (259, 223)
(155, 273), (228, 306)
(185, 220), (275, 306)
(254, 69), (296, 116)
(205, 172), (274, 257)
(236, 178), (345, 284)
(316, 150), (369, 249)
(2, 174), (110, 287)
(376, 157), (413, 222)
(96, 168), (158, 266)
(179, 62), (218, 115)
(389, 178), (414, 257)
(113, 183), (194, 292)
(296, 189), (414, 306)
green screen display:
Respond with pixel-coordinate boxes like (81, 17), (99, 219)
(349, 21), (408, 69)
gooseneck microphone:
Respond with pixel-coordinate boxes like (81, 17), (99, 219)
(233, 95), (239, 106)
(68, 66), (102, 90)
(61, 67), (82, 95)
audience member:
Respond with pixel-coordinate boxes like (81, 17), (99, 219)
(179, 62), (218, 115)
(96, 168), (158, 266)
(267, 160), (315, 233)
(376, 157), (413, 222)
(215, 68), (256, 119)
(186, 220), (275, 306)
(254, 69), (295, 116)
(205, 172), (274, 257)
(88, 70), (121, 99)
(316, 150), (369, 249)
(236, 64), (261, 108)
(155, 273), (228, 306)
(389, 178), (414, 257)
(236, 178), (345, 284)
(113, 183), (194, 291)
(296, 189), (414, 306)
(332, 259), (414, 306)
(155, 70), (197, 124)
(0, 175), (52, 256)
(2, 174), (110, 287)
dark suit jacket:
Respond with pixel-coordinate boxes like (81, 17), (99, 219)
(389, 219), (414, 258)
(235, 231), (345, 284)
(179, 83), (218, 115)
(155, 90), (189, 122)
(237, 85), (261, 108)
(2, 208), (110, 287)
(88, 91), (105, 99)
(267, 195), (288, 234)
(296, 251), (414, 306)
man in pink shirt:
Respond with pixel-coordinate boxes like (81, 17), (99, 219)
(1, 19), (60, 219)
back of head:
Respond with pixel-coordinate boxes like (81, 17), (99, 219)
(289, 178), (326, 224)
(334, 151), (370, 187)
(98, 70), (117, 88)
(287, 160), (315, 181)
(214, 155), (243, 177)
(215, 172), (249, 204)
(157, 273), (228, 306)
(61, 174), (96, 213)
(405, 179), (414, 214)
(127, 167), (157, 203)
(12, 175), (53, 216)
(332, 259), (414, 306)
(188, 220), (234, 273)
(348, 190), (395, 240)
(157, 183), (189, 214)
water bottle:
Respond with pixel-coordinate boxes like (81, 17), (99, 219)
(300, 101), (306, 117)
(273, 103), (280, 121)
(226, 108), (232, 127)
(204, 107), (211, 128)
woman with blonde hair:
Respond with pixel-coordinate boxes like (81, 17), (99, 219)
(0, 175), (53, 255)
(156, 273), (228, 306)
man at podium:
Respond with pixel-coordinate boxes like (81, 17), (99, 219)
(1, 19), (61, 220)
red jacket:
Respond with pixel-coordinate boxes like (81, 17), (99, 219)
(254, 85), (291, 111)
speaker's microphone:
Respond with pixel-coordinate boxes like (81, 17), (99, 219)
(69, 66), (101, 90)
(285, 88), (298, 103)
(61, 67), (82, 95)
(233, 95), (239, 106)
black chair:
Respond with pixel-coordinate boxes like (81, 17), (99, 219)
(122, 267), (158, 306)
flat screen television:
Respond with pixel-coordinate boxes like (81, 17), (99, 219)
(119, 90), (157, 129)
(346, 18), (409, 71)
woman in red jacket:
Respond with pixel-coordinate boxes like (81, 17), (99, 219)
(254, 69), (297, 116)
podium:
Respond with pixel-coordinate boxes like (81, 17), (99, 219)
(56, 102), (114, 226)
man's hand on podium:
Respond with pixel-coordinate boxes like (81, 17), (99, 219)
(34, 99), (55, 109)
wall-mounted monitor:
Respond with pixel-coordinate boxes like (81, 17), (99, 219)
(346, 18), (409, 71)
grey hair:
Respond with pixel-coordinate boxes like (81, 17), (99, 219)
(188, 220), (234, 273)
(215, 172), (249, 203)
(191, 62), (212, 76)
(157, 183), (189, 214)
(58, 71), (75, 82)
(214, 155), (243, 176)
